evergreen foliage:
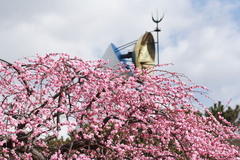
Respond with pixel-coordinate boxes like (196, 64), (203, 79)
(205, 101), (240, 126)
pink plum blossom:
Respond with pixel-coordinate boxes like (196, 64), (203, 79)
(0, 53), (239, 159)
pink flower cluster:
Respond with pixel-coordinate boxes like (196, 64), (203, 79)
(0, 53), (239, 159)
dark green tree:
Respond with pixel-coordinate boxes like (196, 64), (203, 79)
(205, 101), (240, 147)
(205, 101), (240, 126)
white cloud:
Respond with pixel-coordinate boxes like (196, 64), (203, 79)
(160, 0), (240, 107)
(0, 0), (240, 108)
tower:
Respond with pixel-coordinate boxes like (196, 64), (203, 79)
(102, 12), (164, 73)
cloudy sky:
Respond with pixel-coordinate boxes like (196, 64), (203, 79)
(1, 0), (240, 110)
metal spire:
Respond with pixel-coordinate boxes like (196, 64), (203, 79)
(152, 11), (164, 65)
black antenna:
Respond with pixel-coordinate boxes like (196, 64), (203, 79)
(152, 10), (164, 65)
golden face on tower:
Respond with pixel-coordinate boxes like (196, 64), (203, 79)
(132, 32), (155, 72)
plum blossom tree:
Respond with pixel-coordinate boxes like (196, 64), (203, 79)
(0, 53), (239, 159)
